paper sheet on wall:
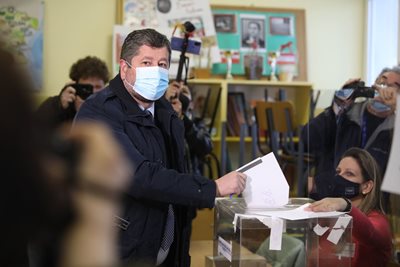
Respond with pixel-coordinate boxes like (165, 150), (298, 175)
(381, 95), (400, 195)
(121, 0), (158, 29)
(240, 152), (289, 208)
(112, 25), (132, 76)
(156, 0), (221, 69)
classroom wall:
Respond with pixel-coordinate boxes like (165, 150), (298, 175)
(42, 0), (117, 97)
(41, 0), (366, 107)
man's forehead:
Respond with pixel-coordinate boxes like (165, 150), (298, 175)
(381, 71), (400, 88)
(382, 71), (400, 80)
(134, 45), (169, 59)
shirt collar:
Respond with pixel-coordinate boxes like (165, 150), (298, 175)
(138, 102), (155, 117)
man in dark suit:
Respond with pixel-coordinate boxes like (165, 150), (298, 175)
(242, 21), (265, 48)
(75, 28), (247, 267)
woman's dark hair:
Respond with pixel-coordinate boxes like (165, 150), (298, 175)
(341, 147), (384, 213)
(0, 40), (74, 267)
(69, 56), (110, 83)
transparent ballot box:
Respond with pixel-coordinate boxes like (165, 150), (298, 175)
(210, 198), (353, 267)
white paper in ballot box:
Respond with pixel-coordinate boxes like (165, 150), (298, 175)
(239, 152), (289, 208)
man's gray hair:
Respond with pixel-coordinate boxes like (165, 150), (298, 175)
(377, 65), (400, 78)
(120, 28), (171, 63)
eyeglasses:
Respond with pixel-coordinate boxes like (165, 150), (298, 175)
(375, 77), (400, 90)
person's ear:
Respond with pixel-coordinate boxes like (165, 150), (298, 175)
(361, 180), (374, 195)
(119, 59), (129, 80)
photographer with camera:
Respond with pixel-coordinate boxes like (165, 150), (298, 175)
(302, 66), (400, 203)
(165, 80), (213, 175)
(37, 56), (109, 130)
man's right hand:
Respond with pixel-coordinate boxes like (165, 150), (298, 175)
(332, 77), (361, 116)
(215, 171), (247, 197)
(341, 78), (361, 89)
(60, 85), (77, 109)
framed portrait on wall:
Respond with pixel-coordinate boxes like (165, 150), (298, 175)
(270, 16), (293, 36)
(240, 15), (266, 49)
(211, 5), (307, 81)
(213, 14), (236, 33)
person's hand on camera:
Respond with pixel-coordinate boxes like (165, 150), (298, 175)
(181, 84), (191, 99)
(165, 81), (181, 101)
(170, 97), (183, 119)
(74, 94), (85, 112)
(60, 83), (77, 109)
(341, 78), (361, 89)
(374, 84), (397, 109)
(215, 171), (247, 197)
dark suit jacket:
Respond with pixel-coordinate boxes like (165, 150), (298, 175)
(242, 37), (265, 48)
(75, 74), (217, 267)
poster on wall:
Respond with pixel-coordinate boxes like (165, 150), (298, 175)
(112, 25), (132, 77)
(0, 0), (44, 90)
(118, 0), (220, 77)
(121, 0), (158, 29)
(156, 0), (221, 70)
(211, 6), (307, 81)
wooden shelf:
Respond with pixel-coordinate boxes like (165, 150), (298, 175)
(188, 78), (311, 171)
(189, 78), (313, 88)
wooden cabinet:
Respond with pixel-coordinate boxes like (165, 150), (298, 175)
(188, 79), (313, 240)
(187, 78), (313, 172)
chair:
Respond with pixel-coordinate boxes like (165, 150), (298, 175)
(253, 101), (313, 196)
(253, 101), (295, 158)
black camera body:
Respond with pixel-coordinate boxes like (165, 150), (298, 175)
(344, 81), (375, 99)
(70, 83), (93, 100)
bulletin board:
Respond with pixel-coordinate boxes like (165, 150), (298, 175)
(211, 5), (307, 81)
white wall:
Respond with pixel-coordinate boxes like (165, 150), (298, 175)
(42, 0), (117, 97)
(41, 0), (366, 108)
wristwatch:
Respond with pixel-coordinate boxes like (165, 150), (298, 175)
(341, 197), (352, 212)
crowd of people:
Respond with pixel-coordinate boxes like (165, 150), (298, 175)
(2, 25), (399, 267)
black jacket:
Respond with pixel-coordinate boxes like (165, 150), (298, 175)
(75, 74), (217, 266)
(302, 101), (394, 200)
(36, 92), (76, 131)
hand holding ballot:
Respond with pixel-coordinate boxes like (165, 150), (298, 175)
(215, 171), (247, 197)
(240, 153), (289, 208)
(305, 198), (349, 212)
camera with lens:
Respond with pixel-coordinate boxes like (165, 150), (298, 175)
(343, 80), (375, 99)
(70, 83), (94, 100)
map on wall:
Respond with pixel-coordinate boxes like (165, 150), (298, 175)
(122, 0), (158, 29)
(0, 0), (44, 90)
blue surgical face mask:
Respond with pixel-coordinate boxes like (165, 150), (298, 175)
(369, 99), (392, 113)
(125, 63), (169, 101)
(369, 84), (392, 113)
(331, 174), (361, 199)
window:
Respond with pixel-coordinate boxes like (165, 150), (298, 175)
(366, 0), (399, 84)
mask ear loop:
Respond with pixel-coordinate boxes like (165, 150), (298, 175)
(124, 60), (132, 68)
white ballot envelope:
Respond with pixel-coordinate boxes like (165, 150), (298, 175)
(239, 152), (289, 208)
